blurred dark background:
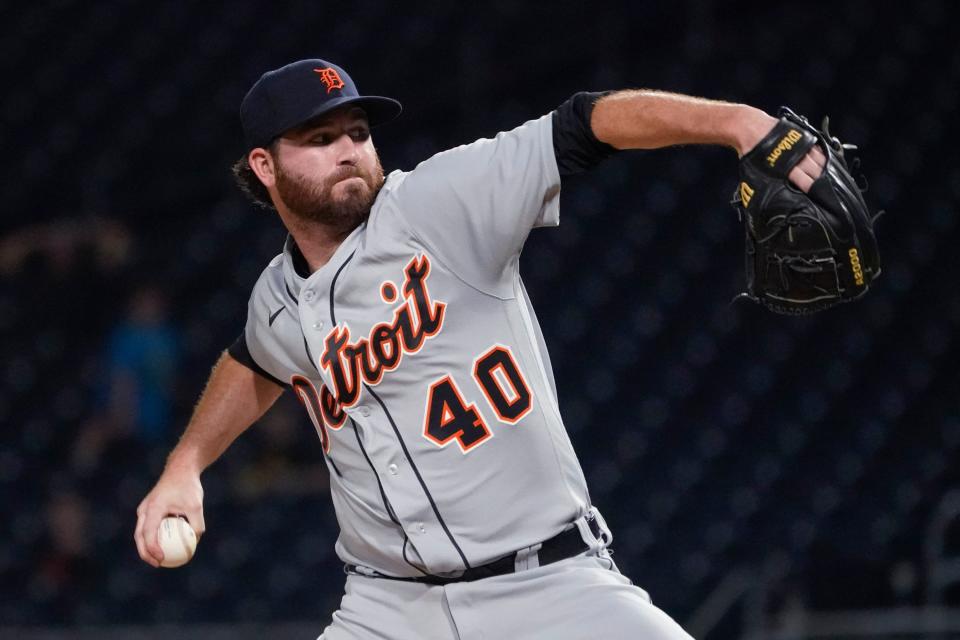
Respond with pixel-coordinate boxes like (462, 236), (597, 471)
(1, 0), (958, 638)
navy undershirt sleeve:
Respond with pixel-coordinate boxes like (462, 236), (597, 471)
(227, 333), (288, 388)
(551, 91), (619, 177)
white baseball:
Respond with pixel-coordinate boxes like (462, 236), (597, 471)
(157, 516), (198, 568)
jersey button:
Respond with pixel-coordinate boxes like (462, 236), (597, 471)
(303, 289), (316, 302)
(388, 464), (398, 475)
(417, 522), (426, 534)
(313, 320), (324, 331)
(359, 406), (371, 417)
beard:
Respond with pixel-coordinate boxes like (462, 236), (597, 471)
(274, 154), (385, 234)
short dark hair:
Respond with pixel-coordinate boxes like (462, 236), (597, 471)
(231, 143), (278, 210)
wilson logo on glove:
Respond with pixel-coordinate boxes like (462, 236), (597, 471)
(765, 129), (804, 167)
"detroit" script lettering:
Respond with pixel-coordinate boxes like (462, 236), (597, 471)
(321, 254), (446, 407)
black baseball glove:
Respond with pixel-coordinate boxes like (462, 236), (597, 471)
(731, 107), (882, 314)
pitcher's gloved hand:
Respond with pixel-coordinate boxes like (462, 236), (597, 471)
(731, 107), (882, 314)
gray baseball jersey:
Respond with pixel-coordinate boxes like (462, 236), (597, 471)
(242, 113), (593, 578)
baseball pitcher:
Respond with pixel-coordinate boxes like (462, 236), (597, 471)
(134, 58), (879, 639)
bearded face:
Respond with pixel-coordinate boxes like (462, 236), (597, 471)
(274, 150), (385, 234)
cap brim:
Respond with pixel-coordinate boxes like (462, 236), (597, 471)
(246, 95), (402, 149)
(296, 95), (402, 131)
(349, 96), (403, 127)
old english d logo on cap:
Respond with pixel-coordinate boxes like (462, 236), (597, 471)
(314, 67), (345, 93)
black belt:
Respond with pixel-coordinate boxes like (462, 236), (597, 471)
(345, 515), (604, 586)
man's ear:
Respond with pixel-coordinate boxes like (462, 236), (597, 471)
(248, 147), (277, 188)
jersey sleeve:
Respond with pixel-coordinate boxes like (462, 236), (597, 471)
(387, 113), (560, 297)
(227, 332), (286, 387)
(229, 256), (296, 387)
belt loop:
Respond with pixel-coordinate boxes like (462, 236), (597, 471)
(574, 515), (602, 554)
(575, 507), (613, 553)
(514, 542), (543, 572)
(589, 506), (613, 546)
(345, 564), (381, 578)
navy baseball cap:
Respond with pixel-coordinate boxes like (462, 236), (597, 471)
(240, 59), (402, 150)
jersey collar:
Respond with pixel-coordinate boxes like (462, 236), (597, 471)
(281, 226), (363, 303)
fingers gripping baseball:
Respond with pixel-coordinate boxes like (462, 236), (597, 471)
(134, 471), (205, 568)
